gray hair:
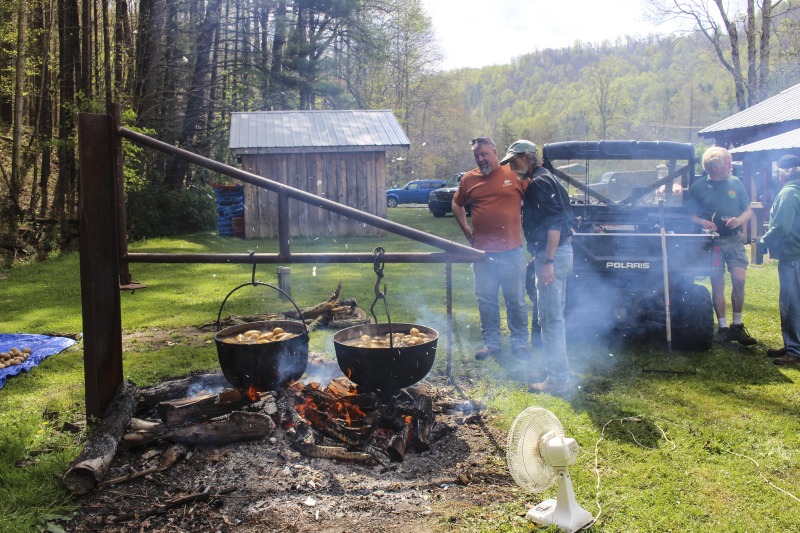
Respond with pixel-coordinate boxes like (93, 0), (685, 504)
(470, 137), (496, 150)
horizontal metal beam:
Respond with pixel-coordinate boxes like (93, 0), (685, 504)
(117, 126), (482, 260)
(125, 252), (480, 264)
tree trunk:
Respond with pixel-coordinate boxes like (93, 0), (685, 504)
(54, 0), (80, 223)
(758, 0), (774, 102)
(8, 0), (27, 224)
(164, 0), (222, 189)
(101, 0), (112, 109)
(114, 0), (132, 95)
(133, 0), (163, 126)
(745, 0), (757, 106)
(80, 0), (92, 98)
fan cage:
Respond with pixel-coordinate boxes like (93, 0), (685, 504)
(506, 406), (565, 492)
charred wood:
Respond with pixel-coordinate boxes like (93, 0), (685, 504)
(387, 416), (413, 462)
(99, 443), (189, 487)
(156, 389), (248, 427)
(137, 372), (227, 408)
(112, 486), (237, 523)
(413, 393), (434, 452)
(293, 443), (375, 463)
(63, 381), (139, 494)
(361, 443), (392, 467)
(165, 411), (275, 446)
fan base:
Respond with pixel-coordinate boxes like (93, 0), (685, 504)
(526, 498), (593, 533)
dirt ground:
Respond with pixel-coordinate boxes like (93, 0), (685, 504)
(65, 329), (523, 532)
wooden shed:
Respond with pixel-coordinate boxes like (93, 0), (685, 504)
(228, 110), (410, 239)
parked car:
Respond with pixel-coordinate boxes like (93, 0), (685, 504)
(385, 179), (446, 207)
(427, 172), (470, 217)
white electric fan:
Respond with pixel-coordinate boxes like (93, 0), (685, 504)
(507, 406), (593, 533)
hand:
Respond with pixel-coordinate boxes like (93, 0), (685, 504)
(464, 227), (474, 246)
(723, 216), (739, 229)
(540, 263), (555, 286)
(703, 220), (718, 232)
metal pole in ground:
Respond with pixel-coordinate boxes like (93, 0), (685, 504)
(659, 200), (672, 354)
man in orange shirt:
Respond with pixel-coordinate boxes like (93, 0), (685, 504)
(453, 137), (529, 360)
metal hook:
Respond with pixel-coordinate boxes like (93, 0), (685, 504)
(369, 247), (393, 344)
(249, 251), (257, 285)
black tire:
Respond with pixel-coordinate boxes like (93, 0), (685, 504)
(430, 209), (446, 218)
(387, 197), (398, 208)
(670, 284), (713, 351)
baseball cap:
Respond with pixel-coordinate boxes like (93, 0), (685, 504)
(777, 154), (800, 169)
(499, 140), (538, 165)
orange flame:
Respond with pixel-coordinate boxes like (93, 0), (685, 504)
(246, 385), (260, 402)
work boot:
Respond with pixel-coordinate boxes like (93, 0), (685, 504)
(728, 323), (757, 346)
(772, 353), (800, 366)
(528, 378), (572, 396)
(766, 347), (787, 358)
(712, 327), (729, 343)
(474, 347), (501, 361)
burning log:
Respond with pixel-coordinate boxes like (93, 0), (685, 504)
(99, 443), (189, 487)
(165, 411), (275, 446)
(362, 443), (392, 467)
(297, 281), (343, 319)
(156, 389), (248, 427)
(413, 393), (434, 452)
(386, 416), (413, 462)
(137, 372), (228, 408)
(124, 407), (277, 448)
(63, 381), (139, 494)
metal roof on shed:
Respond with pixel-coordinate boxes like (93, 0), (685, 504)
(729, 127), (800, 155)
(699, 83), (800, 135)
(229, 110), (410, 154)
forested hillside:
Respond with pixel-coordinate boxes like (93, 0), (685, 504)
(1, 0), (799, 263)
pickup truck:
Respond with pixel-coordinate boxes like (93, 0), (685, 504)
(386, 179), (446, 207)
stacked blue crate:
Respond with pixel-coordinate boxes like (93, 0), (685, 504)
(214, 184), (244, 236)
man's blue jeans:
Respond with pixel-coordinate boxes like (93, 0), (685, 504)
(472, 246), (529, 351)
(534, 244), (573, 382)
(779, 259), (800, 358)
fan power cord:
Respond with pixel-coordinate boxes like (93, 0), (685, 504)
(588, 416), (675, 530)
(591, 415), (800, 531)
(655, 415), (800, 504)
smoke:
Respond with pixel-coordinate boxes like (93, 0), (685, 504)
(300, 357), (343, 387)
(186, 373), (230, 397)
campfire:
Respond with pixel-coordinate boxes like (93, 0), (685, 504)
(122, 371), (437, 468)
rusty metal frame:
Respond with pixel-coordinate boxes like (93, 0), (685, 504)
(78, 105), (482, 417)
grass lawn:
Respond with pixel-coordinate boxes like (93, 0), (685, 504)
(1, 206), (799, 531)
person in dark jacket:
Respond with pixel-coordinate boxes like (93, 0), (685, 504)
(760, 154), (800, 366)
(501, 140), (574, 395)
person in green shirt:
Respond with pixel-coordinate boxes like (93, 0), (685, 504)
(760, 154), (800, 365)
(686, 146), (757, 346)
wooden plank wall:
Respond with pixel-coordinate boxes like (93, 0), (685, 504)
(241, 151), (387, 238)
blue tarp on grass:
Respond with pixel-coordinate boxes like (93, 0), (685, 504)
(0, 333), (78, 390)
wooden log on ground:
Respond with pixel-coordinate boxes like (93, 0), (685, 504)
(298, 281), (343, 319)
(413, 393), (434, 452)
(99, 443), (189, 487)
(138, 372), (228, 408)
(112, 486), (237, 523)
(387, 416), (413, 462)
(63, 381), (139, 494)
(156, 389), (246, 427)
(165, 411), (275, 446)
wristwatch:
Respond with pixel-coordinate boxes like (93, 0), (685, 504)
(539, 256), (554, 264)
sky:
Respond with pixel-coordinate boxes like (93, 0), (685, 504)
(420, 0), (678, 70)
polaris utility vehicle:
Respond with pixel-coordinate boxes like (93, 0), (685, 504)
(542, 140), (715, 351)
